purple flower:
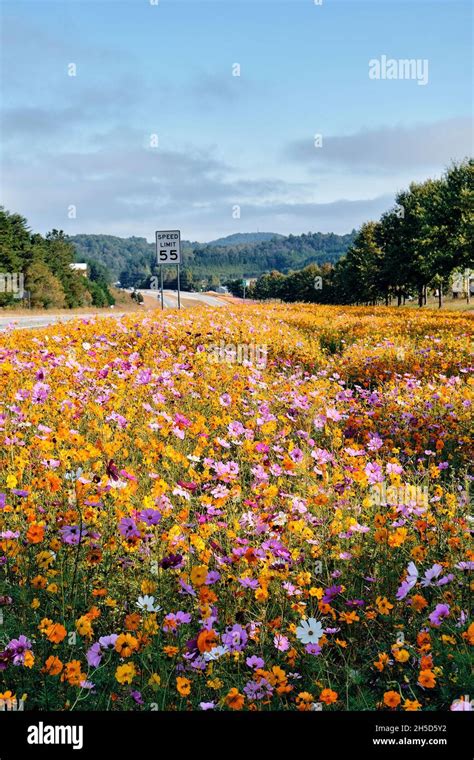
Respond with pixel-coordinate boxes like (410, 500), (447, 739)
(0, 493), (5, 510)
(118, 517), (140, 539)
(98, 634), (118, 649)
(246, 655), (264, 669)
(305, 643), (322, 656)
(160, 553), (183, 570)
(179, 578), (196, 597)
(205, 571), (220, 585)
(222, 624), (248, 652)
(130, 690), (144, 705)
(238, 577), (259, 589)
(7, 635), (32, 665)
(289, 447), (303, 463)
(0, 648), (13, 671)
(32, 382), (50, 404)
(322, 585), (342, 604)
(421, 564), (443, 587)
(138, 508), (161, 526)
(243, 678), (273, 701)
(429, 603), (450, 627)
(60, 525), (86, 545)
(200, 701), (215, 710)
(86, 643), (102, 668)
(365, 462), (384, 484)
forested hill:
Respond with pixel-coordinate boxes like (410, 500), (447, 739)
(68, 230), (357, 288)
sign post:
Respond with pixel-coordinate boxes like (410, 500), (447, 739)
(155, 230), (182, 310)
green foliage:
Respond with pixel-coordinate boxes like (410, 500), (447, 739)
(0, 209), (114, 310)
(69, 231), (357, 290)
(25, 260), (67, 309)
(251, 160), (473, 307)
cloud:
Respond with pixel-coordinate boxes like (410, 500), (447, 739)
(286, 117), (473, 172)
(1, 133), (393, 240)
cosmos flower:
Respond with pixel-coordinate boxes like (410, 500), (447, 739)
(136, 595), (161, 613)
(296, 619), (323, 645)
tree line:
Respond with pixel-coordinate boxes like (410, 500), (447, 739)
(231, 160), (473, 307)
(0, 209), (114, 309)
(69, 230), (357, 291)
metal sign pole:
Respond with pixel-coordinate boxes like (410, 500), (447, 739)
(160, 265), (164, 310)
(177, 263), (181, 309)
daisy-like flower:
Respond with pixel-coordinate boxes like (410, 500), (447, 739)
(203, 645), (229, 662)
(296, 618), (323, 645)
(136, 595), (161, 613)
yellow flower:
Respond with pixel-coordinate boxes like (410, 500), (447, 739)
(75, 616), (93, 638)
(148, 673), (161, 688)
(115, 663), (137, 685)
(376, 596), (394, 615)
(190, 565), (208, 587)
(206, 678), (223, 690)
(393, 648), (410, 663)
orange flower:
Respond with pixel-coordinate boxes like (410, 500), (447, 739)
(42, 656), (63, 676)
(418, 669), (436, 688)
(46, 623), (67, 644)
(383, 690), (401, 708)
(403, 699), (422, 711)
(417, 631), (431, 650)
(115, 633), (138, 658)
(296, 691), (314, 711)
(320, 688), (338, 705)
(176, 676), (191, 697)
(61, 660), (86, 686)
(463, 622), (474, 645)
(411, 594), (428, 612)
(26, 524), (44, 544)
(225, 687), (245, 710)
(197, 629), (218, 653)
(125, 613), (141, 631)
(374, 653), (390, 672)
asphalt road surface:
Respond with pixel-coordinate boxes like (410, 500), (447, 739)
(138, 289), (226, 308)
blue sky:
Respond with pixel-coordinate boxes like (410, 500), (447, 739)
(0, 0), (472, 241)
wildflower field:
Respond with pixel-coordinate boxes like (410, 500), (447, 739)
(0, 304), (472, 712)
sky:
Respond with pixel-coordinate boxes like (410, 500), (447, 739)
(0, 0), (472, 242)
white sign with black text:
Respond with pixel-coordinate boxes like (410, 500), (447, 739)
(155, 230), (181, 264)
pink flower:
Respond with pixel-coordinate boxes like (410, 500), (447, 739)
(273, 634), (289, 652)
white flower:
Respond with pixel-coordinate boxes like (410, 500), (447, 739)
(296, 618), (323, 645)
(203, 645), (229, 662)
(136, 595), (161, 613)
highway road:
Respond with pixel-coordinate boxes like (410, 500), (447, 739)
(0, 290), (226, 332)
(138, 289), (226, 308)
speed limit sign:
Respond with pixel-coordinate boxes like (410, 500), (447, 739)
(155, 230), (181, 264)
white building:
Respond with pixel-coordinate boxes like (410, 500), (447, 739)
(70, 263), (88, 277)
